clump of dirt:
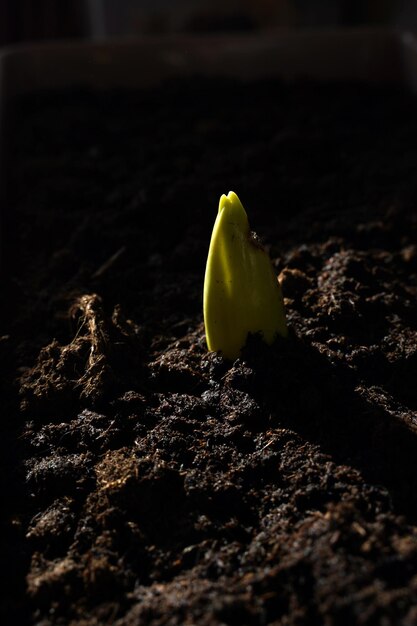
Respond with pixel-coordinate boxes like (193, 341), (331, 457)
(21, 293), (145, 415)
(2, 79), (417, 625)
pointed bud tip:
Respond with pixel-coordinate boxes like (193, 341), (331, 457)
(218, 193), (229, 214)
(218, 191), (247, 223)
(226, 191), (241, 204)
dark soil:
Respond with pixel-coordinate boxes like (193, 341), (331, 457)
(1, 78), (417, 625)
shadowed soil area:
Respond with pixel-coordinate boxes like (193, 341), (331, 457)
(1, 79), (417, 625)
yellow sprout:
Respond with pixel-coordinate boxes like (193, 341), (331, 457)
(203, 191), (287, 360)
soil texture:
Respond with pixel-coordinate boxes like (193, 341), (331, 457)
(1, 78), (417, 625)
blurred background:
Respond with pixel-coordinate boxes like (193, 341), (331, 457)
(0, 0), (416, 46)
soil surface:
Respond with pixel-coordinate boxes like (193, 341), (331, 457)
(1, 78), (417, 626)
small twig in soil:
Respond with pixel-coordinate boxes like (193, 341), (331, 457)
(92, 245), (126, 279)
(69, 294), (109, 375)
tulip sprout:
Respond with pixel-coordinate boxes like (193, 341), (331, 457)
(204, 191), (287, 360)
